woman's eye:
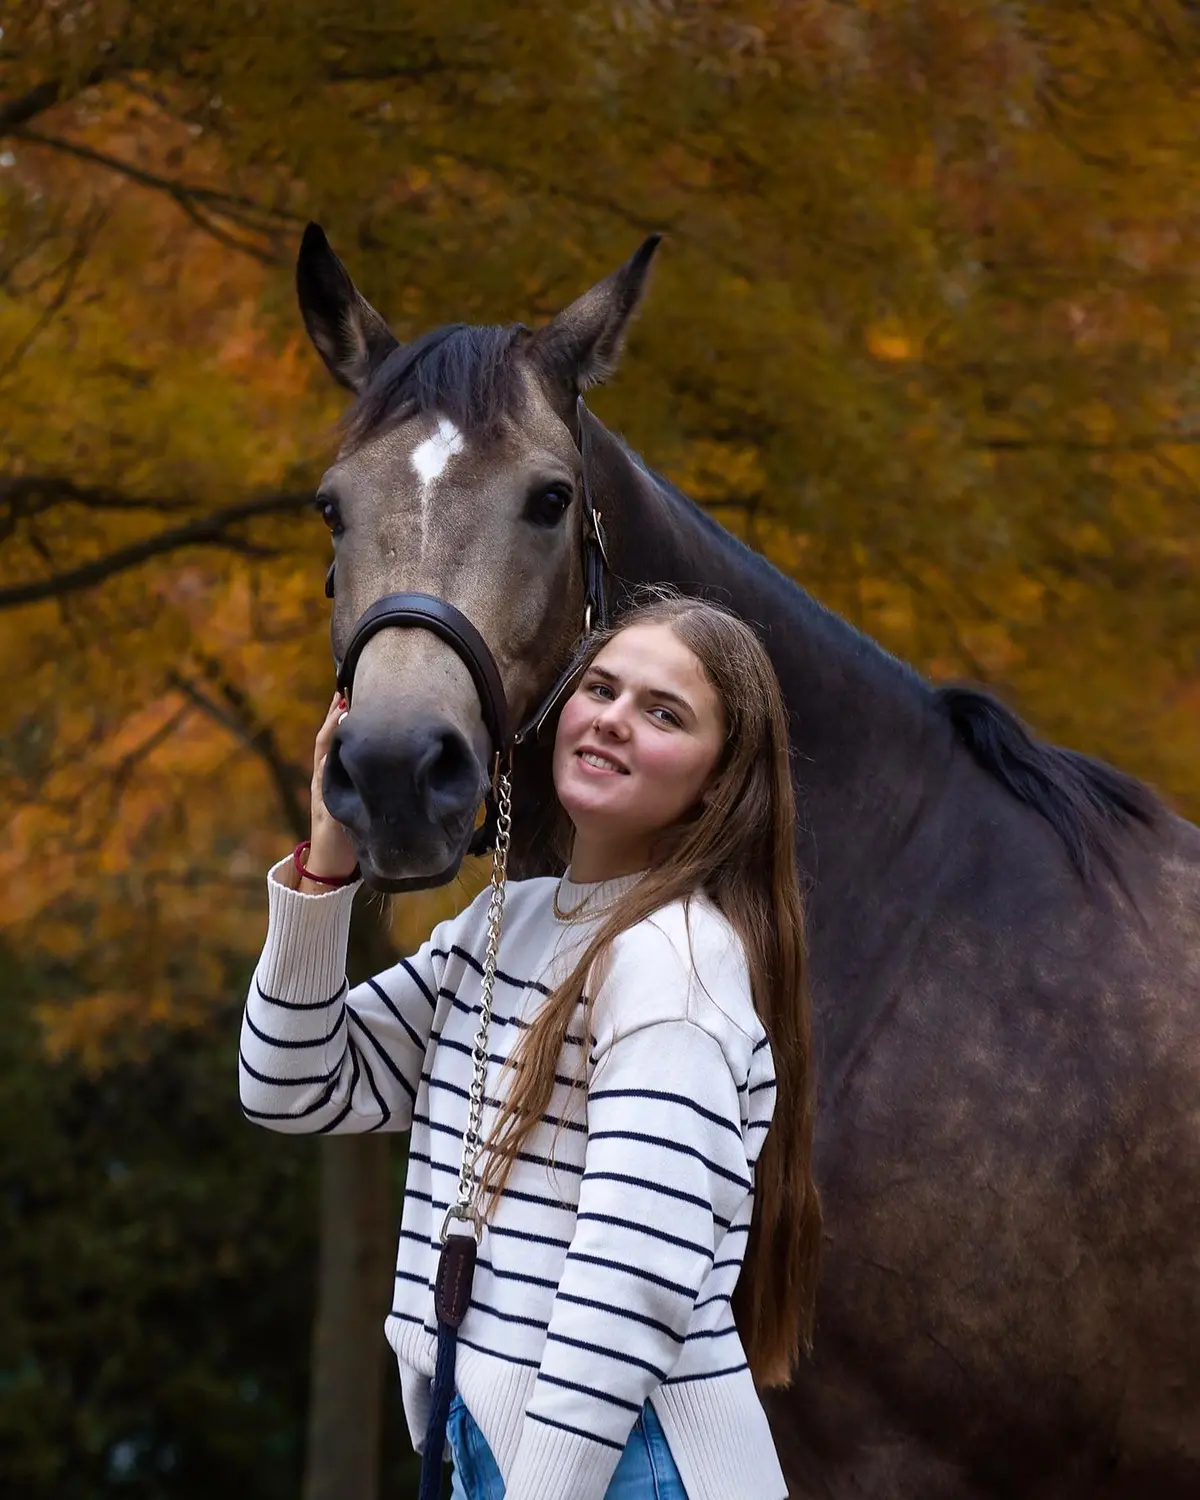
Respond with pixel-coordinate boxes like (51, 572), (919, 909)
(586, 681), (613, 699)
(651, 707), (681, 727)
(527, 486), (572, 528)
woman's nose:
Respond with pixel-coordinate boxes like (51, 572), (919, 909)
(593, 698), (631, 737)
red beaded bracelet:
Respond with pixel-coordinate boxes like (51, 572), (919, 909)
(292, 841), (360, 888)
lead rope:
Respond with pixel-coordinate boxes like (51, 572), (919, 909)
(417, 756), (513, 1500)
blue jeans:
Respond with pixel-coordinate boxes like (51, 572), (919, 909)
(446, 1393), (688, 1499)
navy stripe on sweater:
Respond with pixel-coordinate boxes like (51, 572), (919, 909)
(589, 1087), (743, 1136)
(587, 1130), (751, 1190)
(427, 1034), (586, 1089)
(523, 1411), (624, 1451)
(574, 1211), (714, 1260)
(535, 1372), (641, 1413)
(434, 943), (553, 996)
(241, 1082), (336, 1122)
(363, 977), (424, 1052)
(344, 1022), (390, 1129)
(316, 1046), (360, 1133)
(582, 1170), (733, 1227)
(244, 1007), (345, 1050)
(545, 1330), (669, 1380)
(238, 1049), (338, 1090)
(399, 957), (437, 1008)
(347, 1005), (415, 1104)
(255, 977), (345, 1011)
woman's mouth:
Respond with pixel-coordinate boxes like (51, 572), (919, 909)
(576, 749), (629, 775)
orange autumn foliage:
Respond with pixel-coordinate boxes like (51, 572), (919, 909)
(2, 0), (1199, 1065)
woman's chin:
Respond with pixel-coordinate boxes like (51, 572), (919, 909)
(559, 764), (621, 805)
(558, 782), (628, 828)
(559, 792), (611, 826)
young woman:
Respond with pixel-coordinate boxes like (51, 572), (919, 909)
(239, 595), (821, 1500)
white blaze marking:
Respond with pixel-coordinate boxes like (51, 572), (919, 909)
(411, 415), (464, 495)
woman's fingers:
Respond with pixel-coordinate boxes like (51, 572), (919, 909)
(313, 693), (347, 770)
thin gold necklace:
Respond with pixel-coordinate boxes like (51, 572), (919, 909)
(552, 878), (621, 924)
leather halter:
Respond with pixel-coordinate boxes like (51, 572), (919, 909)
(327, 395), (610, 757)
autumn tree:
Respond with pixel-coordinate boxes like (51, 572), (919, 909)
(3, 1), (1200, 1493)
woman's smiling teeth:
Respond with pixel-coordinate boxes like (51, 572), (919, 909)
(578, 750), (628, 774)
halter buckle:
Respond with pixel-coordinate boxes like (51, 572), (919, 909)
(590, 509), (610, 568)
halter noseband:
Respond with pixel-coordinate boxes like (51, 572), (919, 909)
(324, 396), (610, 846)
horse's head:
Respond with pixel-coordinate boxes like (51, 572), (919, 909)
(296, 224), (659, 890)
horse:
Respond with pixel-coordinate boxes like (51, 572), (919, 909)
(294, 223), (1200, 1498)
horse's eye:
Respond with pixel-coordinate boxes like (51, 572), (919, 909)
(315, 496), (343, 536)
(526, 485), (572, 528)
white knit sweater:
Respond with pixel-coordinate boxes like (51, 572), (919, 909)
(240, 856), (787, 1500)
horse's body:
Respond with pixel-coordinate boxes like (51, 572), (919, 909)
(295, 227), (1200, 1496)
(575, 424), (1200, 1498)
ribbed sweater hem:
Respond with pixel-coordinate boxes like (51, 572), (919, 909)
(387, 1318), (787, 1500)
(505, 1411), (619, 1500)
(653, 1368), (788, 1500)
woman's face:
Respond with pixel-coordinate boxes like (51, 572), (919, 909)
(553, 621), (726, 872)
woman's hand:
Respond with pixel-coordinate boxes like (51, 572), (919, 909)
(300, 693), (359, 892)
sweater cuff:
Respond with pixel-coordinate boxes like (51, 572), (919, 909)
(256, 854), (361, 1005)
(503, 1417), (622, 1500)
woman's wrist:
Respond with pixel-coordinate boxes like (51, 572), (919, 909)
(293, 839), (360, 894)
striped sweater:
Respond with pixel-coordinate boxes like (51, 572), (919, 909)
(240, 856), (788, 1500)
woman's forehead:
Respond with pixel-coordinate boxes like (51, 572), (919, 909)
(593, 623), (712, 695)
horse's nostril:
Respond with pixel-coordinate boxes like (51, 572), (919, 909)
(325, 735), (355, 796)
(413, 728), (477, 821)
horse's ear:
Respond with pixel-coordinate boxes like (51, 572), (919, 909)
(296, 223), (399, 393)
(529, 235), (662, 400)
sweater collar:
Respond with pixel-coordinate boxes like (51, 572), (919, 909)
(553, 867), (647, 925)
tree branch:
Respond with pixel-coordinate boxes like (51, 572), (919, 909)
(0, 490), (316, 609)
(167, 662), (310, 840)
(1, 474), (206, 518)
(0, 201), (108, 379)
(12, 127), (285, 264)
(14, 126), (303, 255)
(0, 66), (111, 136)
(972, 433), (1200, 453)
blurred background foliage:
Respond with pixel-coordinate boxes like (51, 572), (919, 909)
(3, 1), (1200, 1494)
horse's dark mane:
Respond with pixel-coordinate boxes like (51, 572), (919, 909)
(345, 322), (527, 446)
(629, 450), (1163, 881)
(935, 685), (1161, 878)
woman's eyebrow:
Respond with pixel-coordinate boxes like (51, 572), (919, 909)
(589, 663), (694, 717)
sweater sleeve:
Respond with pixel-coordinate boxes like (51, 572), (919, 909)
(238, 854), (445, 1135)
(502, 1012), (752, 1500)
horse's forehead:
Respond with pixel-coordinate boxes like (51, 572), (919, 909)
(332, 416), (468, 496)
(330, 397), (567, 508)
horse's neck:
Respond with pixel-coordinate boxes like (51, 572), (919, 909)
(592, 423), (948, 892)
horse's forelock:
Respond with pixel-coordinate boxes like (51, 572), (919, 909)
(342, 322), (528, 448)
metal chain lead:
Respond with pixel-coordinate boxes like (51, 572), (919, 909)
(441, 758), (513, 1244)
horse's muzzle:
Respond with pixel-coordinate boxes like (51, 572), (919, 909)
(323, 716), (482, 887)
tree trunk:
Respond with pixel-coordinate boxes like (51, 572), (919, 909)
(302, 1132), (394, 1500)
(302, 911), (400, 1500)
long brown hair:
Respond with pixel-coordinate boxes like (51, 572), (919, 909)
(480, 593), (821, 1385)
